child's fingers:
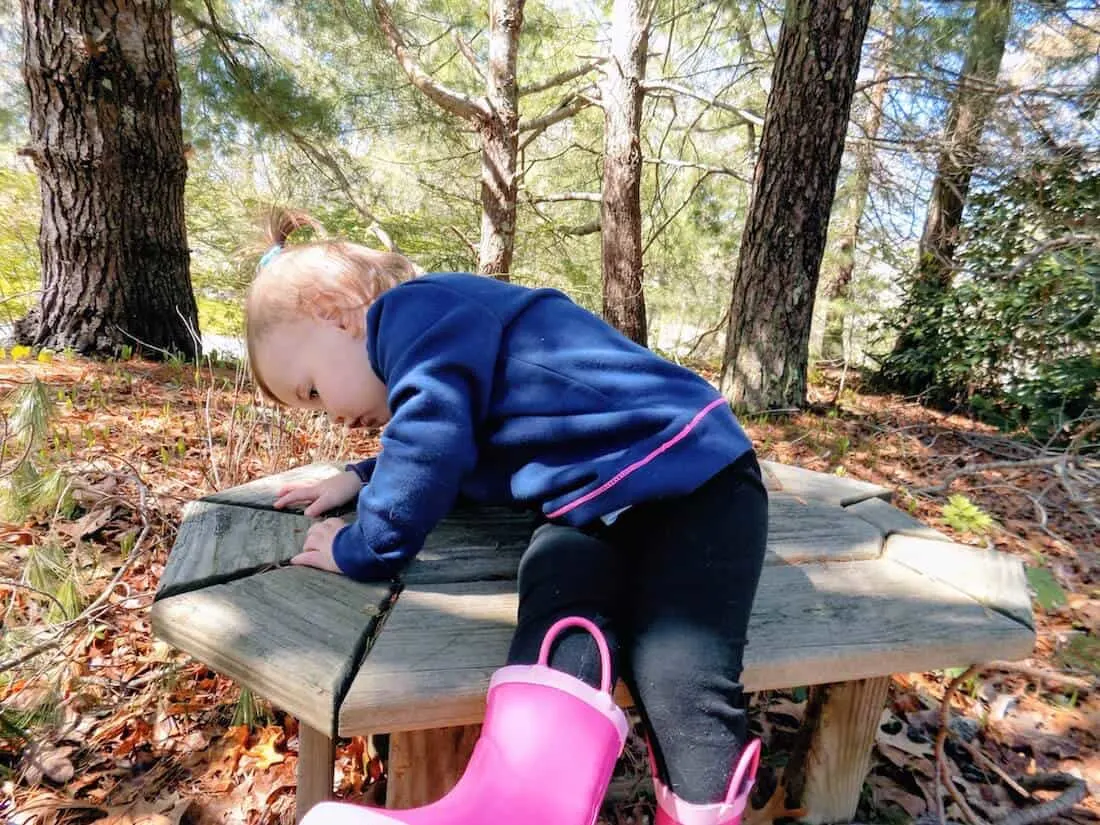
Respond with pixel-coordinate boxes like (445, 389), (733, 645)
(302, 497), (329, 518)
(274, 487), (318, 509)
(290, 550), (326, 569)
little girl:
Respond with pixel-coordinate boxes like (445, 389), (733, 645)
(248, 211), (768, 825)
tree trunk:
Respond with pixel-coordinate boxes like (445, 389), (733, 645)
(887, 0), (1012, 377)
(373, 0), (525, 281)
(478, 0), (525, 279)
(18, 0), (199, 358)
(809, 4), (897, 361)
(599, 0), (652, 346)
(720, 0), (873, 411)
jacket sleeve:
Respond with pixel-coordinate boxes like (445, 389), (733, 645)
(331, 286), (503, 581)
(345, 457), (377, 483)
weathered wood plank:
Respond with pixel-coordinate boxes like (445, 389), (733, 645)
(339, 558), (1034, 734)
(884, 535), (1035, 630)
(406, 496), (882, 585)
(760, 461), (892, 505)
(766, 496), (883, 564)
(296, 724), (335, 822)
(386, 725), (481, 808)
(152, 567), (394, 733)
(403, 507), (536, 585)
(793, 677), (892, 824)
(157, 501), (320, 599)
(845, 497), (951, 542)
(202, 462), (347, 511)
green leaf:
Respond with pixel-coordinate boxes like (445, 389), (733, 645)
(1026, 567), (1067, 612)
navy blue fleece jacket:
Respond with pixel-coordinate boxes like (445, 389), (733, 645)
(331, 274), (753, 581)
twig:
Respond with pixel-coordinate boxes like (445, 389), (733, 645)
(935, 664), (988, 825)
(917, 456), (1077, 494)
(986, 660), (1093, 692)
(0, 469), (153, 674)
(0, 579), (67, 617)
(997, 774), (1089, 825)
(951, 737), (1035, 802)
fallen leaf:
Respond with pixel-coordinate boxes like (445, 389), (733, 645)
(57, 505), (116, 539)
(876, 708), (935, 759)
(240, 725), (286, 770)
(21, 742), (75, 785)
(744, 782), (807, 825)
(99, 794), (195, 825)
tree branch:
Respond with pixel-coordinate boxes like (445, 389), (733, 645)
(372, 0), (488, 122)
(642, 79), (763, 127)
(531, 192), (603, 203)
(453, 31), (485, 84)
(518, 92), (597, 142)
(561, 219), (601, 236)
(520, 58), (606, 96)
(643, 156), (749, 182)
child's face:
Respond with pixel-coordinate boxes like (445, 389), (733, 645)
(254, 318), (390, 429)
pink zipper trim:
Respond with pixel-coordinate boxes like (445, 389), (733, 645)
(546, 397), (727, 520)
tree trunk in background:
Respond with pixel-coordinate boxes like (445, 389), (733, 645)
(18, 0), (198, 358)
(599, 0), (652, 346)
(374, 0), (524, 280)
(720, 0), (873, 410)
(809, 5), (897, 361)
(887, 0), (1012, 378)
(477, 0), (524, 277)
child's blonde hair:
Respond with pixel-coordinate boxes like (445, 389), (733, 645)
(246, 208), (417, 401)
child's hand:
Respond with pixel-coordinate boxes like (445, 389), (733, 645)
(291, 518), (346, 574)
(274, 470), (362, 518)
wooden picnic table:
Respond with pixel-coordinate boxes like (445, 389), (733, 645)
(151, 460), (1035, 824)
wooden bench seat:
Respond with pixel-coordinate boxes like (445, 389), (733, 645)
(152, 461), (1034, 824)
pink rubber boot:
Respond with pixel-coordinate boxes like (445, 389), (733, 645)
(652, 739), (761, 825)
(302, 616), (628, 825)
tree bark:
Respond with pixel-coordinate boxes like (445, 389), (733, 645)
(373, 0), (524, 280)
(599, 0), (652, 346)
(720, 0), (873, 410)
(887, 0), (1012, 376)
(478, 0), (524, 278)
(18, 0), (199, 358)
(809, 3), (897, 361)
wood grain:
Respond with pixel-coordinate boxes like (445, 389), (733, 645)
(338, 558), (1035, 734)
(386, 725), (482, 808)
(884, 535), (1035, 629)
(845, 497), (951, 542)
(201, 462), (347, 510)
(157, 501), (316, 599)
(152, 567), (394, 733)
(760, 461), (892, 505)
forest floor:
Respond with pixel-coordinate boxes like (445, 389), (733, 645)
(0, 353), (1096, 825)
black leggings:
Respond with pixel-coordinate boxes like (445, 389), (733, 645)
(506, 452), (768, 805)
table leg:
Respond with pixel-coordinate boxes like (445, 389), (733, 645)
(386, 724), (481, 808)
(296, 722), (335, 823)
(786, 676), (892, 824)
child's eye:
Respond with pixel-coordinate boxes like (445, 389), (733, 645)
(308, 387), (319, 400)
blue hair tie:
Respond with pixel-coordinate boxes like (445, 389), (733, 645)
(258, 244), (282, 268)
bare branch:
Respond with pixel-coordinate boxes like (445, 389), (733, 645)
(520, 58), (606, 96)
(372, 0), (488, 122)
(453, 31), (485, 84)
(644, 156), (749, 182)
(531, 192), (603, 203)
(642, 79), (763, 127)
(518, 93), (598, 143)
(561, 219), (601, 236)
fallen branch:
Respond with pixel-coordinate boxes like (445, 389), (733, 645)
(997, 773), (1089, 825)
(935, 664), (987, 825)
(917, 456), (1078, 494)
(986, 660), (1093, 692)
